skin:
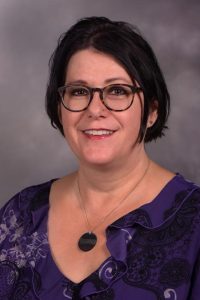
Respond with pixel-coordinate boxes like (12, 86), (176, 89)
(61, 48), (149, 169)
(59, 48), (160, 207)
(48, 48), (174, 283)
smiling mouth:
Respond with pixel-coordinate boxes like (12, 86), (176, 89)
(83, 129), (115, 136)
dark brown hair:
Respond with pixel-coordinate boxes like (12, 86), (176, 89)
(46, 16), (170, 142)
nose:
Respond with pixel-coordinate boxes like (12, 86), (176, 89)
(87, 89), (107, 117)
(91, 88), (104, 101)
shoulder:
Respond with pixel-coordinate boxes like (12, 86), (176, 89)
(170, 175), (200, 209)
(0, 180), (55, 286)
(155, 175), (200, 248)
(0, 179), (56, 266)
(0, 179), (55, 246)
(0, 179), (55, 217)
(160, 175), (200, 227)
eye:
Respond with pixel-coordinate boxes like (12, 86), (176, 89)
(108, 85), (129, 96)
(69, 86), (89, 97)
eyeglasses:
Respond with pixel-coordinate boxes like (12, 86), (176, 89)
(58, 84), (142, 112)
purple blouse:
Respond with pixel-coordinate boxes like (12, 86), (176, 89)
(0, 174), (200, 300)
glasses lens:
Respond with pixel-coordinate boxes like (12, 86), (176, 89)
(61, 86), (90, 111)
(104, 85), (133, 110)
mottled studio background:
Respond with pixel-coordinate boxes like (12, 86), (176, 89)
(0, 0), (200, 206)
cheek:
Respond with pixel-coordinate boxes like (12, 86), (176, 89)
(60, 108), (81, 141)
(123, 102), (142, 133)
(60, 109), (72, 137)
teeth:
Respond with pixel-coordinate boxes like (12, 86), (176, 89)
(84, 130), (114, 136)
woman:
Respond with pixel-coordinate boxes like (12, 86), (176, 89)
(0, 17), (199, 300)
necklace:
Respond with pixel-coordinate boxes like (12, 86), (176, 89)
(76, 160), (150, 252)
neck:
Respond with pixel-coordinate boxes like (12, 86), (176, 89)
(75, 147), (151, 252)
(76, 147), (150, 210)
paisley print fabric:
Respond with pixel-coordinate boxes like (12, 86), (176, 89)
(0, 175), (200, 299)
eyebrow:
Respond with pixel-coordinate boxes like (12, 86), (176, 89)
(105, 77), (132, 84)
(66, 77), (132, 85)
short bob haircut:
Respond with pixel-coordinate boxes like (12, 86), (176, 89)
(46, 16), (170, 143)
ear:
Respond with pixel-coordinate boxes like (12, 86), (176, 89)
(147, 100), (158, 128)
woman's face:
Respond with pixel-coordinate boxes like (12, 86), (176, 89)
(60, 48), (155, 167)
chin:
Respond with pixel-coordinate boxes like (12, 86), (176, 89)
(80, 152), (117, 167)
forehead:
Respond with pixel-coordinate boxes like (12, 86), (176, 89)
(65, 48), (132, 85)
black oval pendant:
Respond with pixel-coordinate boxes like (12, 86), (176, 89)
(78, 232), (97, 252)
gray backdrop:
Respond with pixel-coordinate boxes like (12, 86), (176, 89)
(0, 0), (200, 206)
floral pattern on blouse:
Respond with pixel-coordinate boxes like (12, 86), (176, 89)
(0, 176), (200, 299)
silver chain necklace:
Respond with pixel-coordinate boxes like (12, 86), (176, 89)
(76, 160), (150, 251)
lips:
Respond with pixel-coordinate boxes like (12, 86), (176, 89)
(83, 129), (114, 136)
